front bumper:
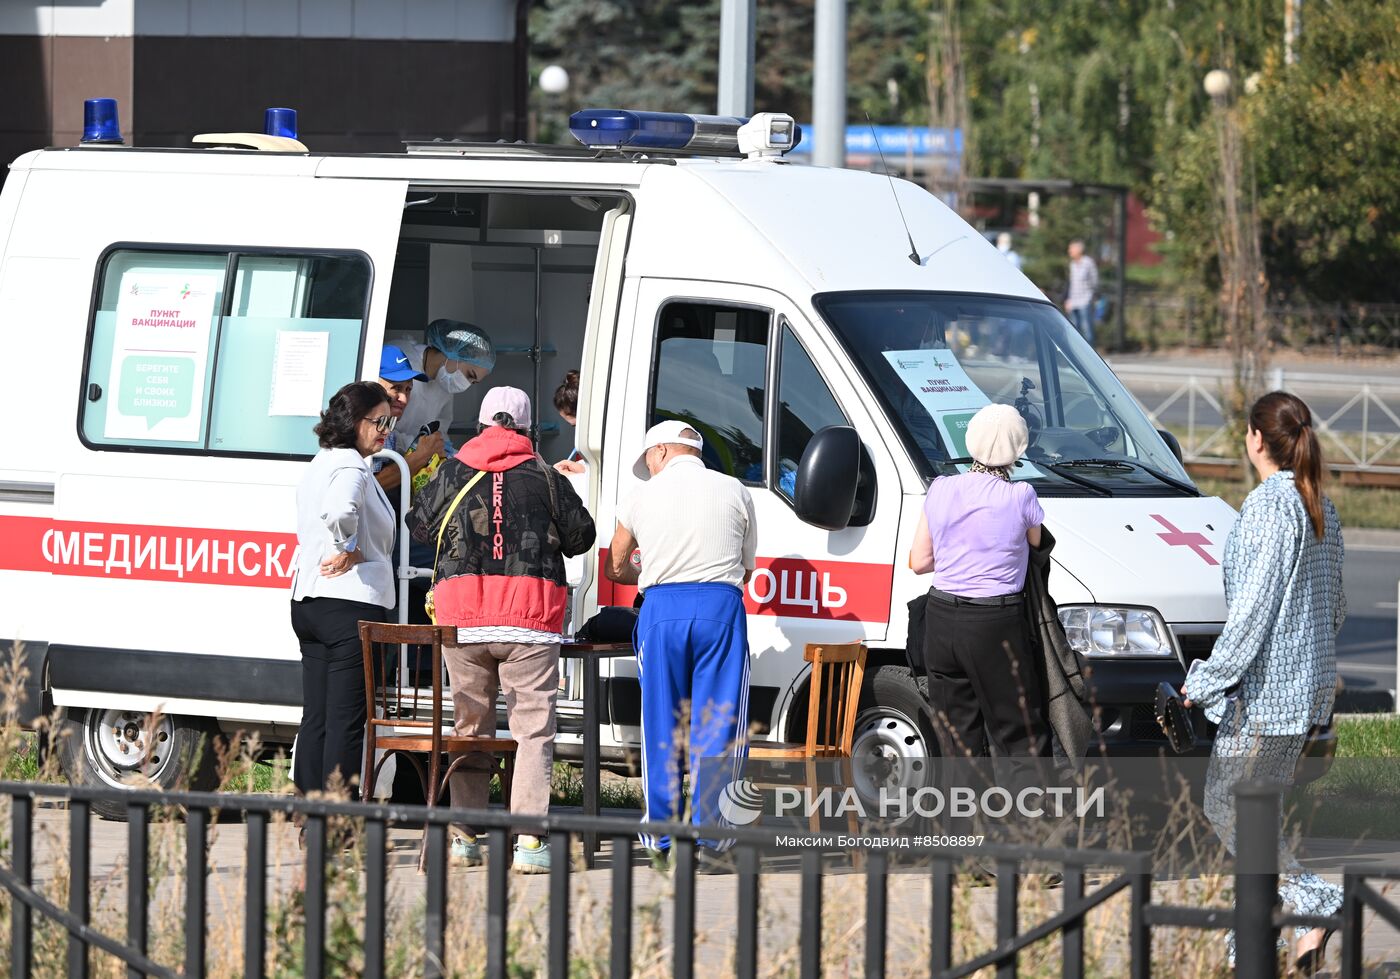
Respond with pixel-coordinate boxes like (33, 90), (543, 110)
(1083, 655), (1213, 756)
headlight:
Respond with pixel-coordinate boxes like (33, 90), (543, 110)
(1057, 606), (1174, 657)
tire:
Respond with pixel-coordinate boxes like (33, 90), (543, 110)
(58, 707), (221, 820)
(849, 664), (939, 812)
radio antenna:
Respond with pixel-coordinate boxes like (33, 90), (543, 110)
(867, 112), (921, 265)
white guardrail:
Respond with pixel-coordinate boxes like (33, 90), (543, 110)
(1110, 363), (1400, 474)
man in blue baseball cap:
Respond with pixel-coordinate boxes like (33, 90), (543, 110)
(373, 344), (439, 494)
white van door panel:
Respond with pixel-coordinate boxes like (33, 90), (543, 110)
(25, 173), (407, 680)
(599, 278), (901, 737)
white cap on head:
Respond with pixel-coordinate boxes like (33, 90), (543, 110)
(477, 386), (532, 429)
(965, 403), (1028, 468)
(633, 420), (704, 480)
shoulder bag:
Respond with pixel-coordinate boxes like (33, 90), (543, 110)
(423, 468), (486, 624)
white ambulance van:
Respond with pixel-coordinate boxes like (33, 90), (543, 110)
(0, 107), (1239, 816)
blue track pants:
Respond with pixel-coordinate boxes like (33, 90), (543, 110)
(635, 582), (751, 851)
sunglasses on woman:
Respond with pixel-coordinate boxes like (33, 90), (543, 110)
(364, 414), (397, 434)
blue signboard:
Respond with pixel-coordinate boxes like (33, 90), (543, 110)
(787, 125), (962, 157)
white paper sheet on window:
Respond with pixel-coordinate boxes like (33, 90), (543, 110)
(268, 331), (330, 417)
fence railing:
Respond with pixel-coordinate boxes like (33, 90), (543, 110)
(0, 778), (1393, 978)
(1112, 363), (1400, 476)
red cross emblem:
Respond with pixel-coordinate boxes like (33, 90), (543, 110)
(1150, 514), (1218, 566)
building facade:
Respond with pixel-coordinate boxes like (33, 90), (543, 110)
(1, 0), (527, 184)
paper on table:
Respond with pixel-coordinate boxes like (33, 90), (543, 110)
(268, 330), (330, 417)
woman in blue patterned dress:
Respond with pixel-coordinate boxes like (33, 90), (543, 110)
(1182, 391), (1345, 973)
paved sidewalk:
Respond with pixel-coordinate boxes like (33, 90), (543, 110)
(13, 801), (1400, 976)
(1348, 528), (1400, 550)
(1107, 350), (1400, 381)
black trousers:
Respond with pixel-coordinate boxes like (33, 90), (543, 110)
(923, 595), (1049, 759)
(290, 597), (386, 799)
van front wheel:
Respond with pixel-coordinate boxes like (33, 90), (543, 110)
(58, 708), (220, 820)
(850, 665), (938, 810)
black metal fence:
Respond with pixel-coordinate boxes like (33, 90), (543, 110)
(0, 777), (1394, 978)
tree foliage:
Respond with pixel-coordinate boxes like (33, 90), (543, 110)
(531, 0), (1400, 302)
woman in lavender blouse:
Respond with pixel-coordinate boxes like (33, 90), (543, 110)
(908, 404), (1049, 760)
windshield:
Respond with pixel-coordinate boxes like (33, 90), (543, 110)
(815, 291), (1193, 496)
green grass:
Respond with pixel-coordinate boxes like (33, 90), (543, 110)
(1293, 716), (1400, 839)
(1335, 715), (1400, 758)
(550, 762), (643, 809)
(1195, 476), (1400, 530)
(0, 733), (44, 781)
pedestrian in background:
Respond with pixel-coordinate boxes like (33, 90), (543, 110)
(996, 232), (1024, 271)
(604, 421), (756, 870)
(407, 386), (595, 874)
(909, 403), (1048, 761)
(1183, 391), (1345, 974)
(290, 381), (398, 800)
(1064, 239), (1098, 345)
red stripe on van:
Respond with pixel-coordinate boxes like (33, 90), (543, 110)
(595, 550), (893, 624)
(0, 515), (297, 588)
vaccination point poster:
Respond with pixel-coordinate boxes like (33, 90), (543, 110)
(104, 270), (221, 443)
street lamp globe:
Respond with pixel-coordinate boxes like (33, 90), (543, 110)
(1203, 69), (1232, 101)
(539, 65), (570, 95)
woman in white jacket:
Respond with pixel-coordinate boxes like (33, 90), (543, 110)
(290, 381), (397, 799)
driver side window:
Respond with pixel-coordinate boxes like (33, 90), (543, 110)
(774, 323), (849, 500)
(650, 301), (770, 482)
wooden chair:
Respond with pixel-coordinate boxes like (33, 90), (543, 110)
(359, 622), (517, 863)
(750, 641), (868, 841)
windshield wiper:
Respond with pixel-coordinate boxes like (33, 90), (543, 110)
(941, 456), (1113, 496)
(1056, 458), (1200, 497)
(1029, 460), (1113, 497)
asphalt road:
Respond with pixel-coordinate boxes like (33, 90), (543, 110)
(1337, 537), (1400, 704)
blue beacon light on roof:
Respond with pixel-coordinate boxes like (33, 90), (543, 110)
(568, 109), (801, 155)
(81, 98), (123, 144)
(263, 107), (298, 139)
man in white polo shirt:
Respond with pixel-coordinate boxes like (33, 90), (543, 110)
(605, 420), (757, 859)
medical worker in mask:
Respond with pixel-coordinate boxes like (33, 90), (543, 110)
(396, 318), (497, 459)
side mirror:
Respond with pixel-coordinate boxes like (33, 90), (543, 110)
(794, 426), (860, 531)
(1157, 429), (1184, 465)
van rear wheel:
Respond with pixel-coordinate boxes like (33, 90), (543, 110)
(850, 665), (938, 811)
(58, 708), (220, 820)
